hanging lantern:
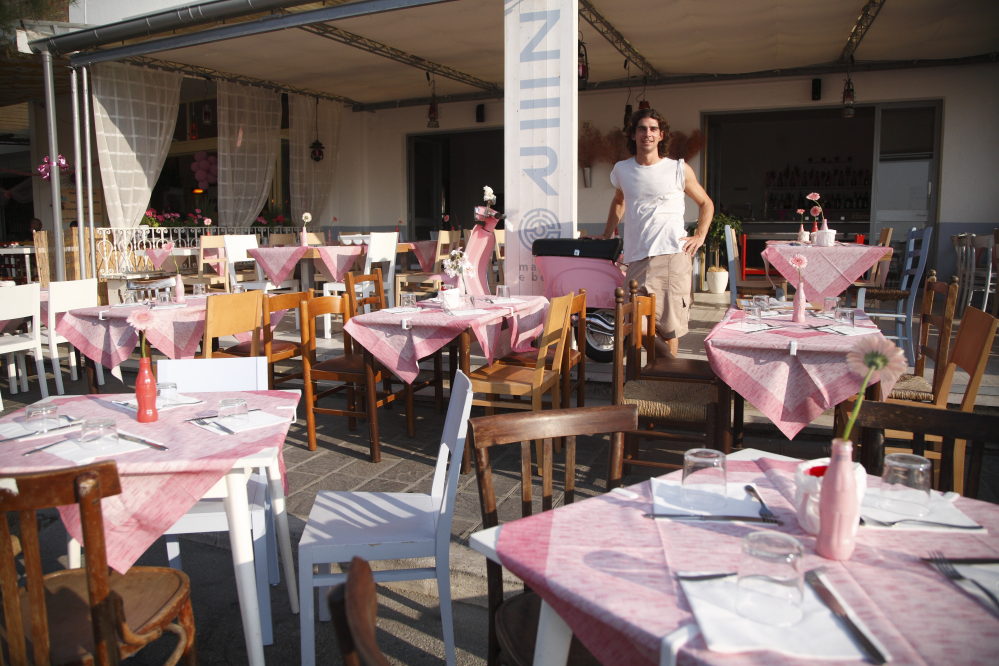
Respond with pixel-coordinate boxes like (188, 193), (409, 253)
(427, 78), (440, 128)
(189, 120), (199, 141)
(623, 104), (633, 129)
(201, 78), (212, 126)
(577, 36), (589, 91)
(310, 139), (325, 162)
(638, 100), (651, 110)
(842, 76), (855, 118)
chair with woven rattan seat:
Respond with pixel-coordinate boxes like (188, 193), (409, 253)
(468, 405), (639, 666)
(846, 228), (894, 302)
(200, 290), (263, 359)
(610, 286), (726, 485)
(327, 557), (391, 666)
(394, 230), (460, 306)
(0, 461), (197, 666)
(724, 225), (787, 305)
(221, 290), (311, 389)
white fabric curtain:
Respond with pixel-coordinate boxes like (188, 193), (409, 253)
(91, 63), (182, 229)
(217, 81), (281, 228)
(289, 95), (341, 225)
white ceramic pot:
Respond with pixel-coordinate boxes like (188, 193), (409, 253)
(813, 229), (836, 247)
(706, 270), (729, 294)
(794, 457), (867, 534)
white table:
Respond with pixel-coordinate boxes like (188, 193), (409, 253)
(0, 246), (35, 283)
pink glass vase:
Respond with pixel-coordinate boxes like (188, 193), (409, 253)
(816, 438), (859, 560)
(135, 356), (158, 423)
(792, 281), (807, 323)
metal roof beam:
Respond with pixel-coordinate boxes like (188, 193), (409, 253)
(840, 0), (888, 63)
(578, 0), (660, 79)
(299, 23), (499, 92)
(353, 89), (502, 112)
(68, 0), (456, 68)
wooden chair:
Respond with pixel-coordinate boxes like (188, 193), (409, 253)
(0, 461), (197, 665)
(395, 230), (460, 305)
(221, 290), (311, 389)
(854, 399), (999, 497)
(325, 232), (398, 309)
(610, 285), (726, 484)
(847, 227), (894, 300)
(194, 234), (229, 293)
(469, 406), (638, 666)
(327, 557), (391, 666)
(125, 276), (177, 302)
(267, 233), (296, 246)
(467, 293), (574, 474)
(724, 225), (787, 306)
(201, 290), (262, 359)
(493, 290), (586, 410)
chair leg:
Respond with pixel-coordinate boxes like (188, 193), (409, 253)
(303, 367), (318, 452)
(365, 355), (381, 463)
(733, 393), (745, 450)
(437, 561), (457, 666)
(50, 340), (65, 395)
(17, 353), (28, 392)
(67, 535), (82, 568)
(6, 353), (17, 394)
(434, 351), (443, 413)
(165, 535), (183, 569)
(346, 383), (357, 431)
(298, 544), (316, 666)
(251, 501), (274, 646)
(383, 375), (393, 410)
(32, 352), (48, 398)
(406, 382), (415, 437)
(67, 344), (78, 381)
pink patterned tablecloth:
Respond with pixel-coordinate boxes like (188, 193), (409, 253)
(0, 390), (299, 573)
(343, 296), (549, 384)
(496, 459), (999, 666)
(314, 246), (365, 283)
(407, 240), (438, 273)
(144, 242), (176, 270)
(705, 307), (897, 439)
(761, 242), (892, 300)
(247, 246), (307, 286)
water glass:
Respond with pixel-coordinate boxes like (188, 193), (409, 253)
(681, 448), (727, 510)
(401, 293), (417, 309)
(157, 291), (171, 304)
(231, 285), (245, 294)
(743, 305), (762, 327)
(25, 403), (60, 433)
(834, 307), (856, 328)
(121, 290), (136, 305)
(157, 382), (179, 407)
(496, 285), (511, 299)
(218, 398), (249, 427)
(192, 283), (207, 297)
(79, 418), (118, 451)
(736, 532), (805, 626)
(823, 296), (841, 313)
(878, 453), (932, 516)
(752, 294), (770, 314)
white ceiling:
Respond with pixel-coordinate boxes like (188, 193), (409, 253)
(137, 0), (999, 106)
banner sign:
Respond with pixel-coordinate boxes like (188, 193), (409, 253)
(503, 0), (577, 293)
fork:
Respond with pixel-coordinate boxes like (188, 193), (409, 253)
(861, 516), (983, 530)
(744, 485), (778, 523)
(929, 551), (999, 612)
(193, 417), (235, 435)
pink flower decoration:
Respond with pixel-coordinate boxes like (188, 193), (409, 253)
(203, 218), (212, 226)
(847, 335), (907, 387)
(126, 309), (154, 331)
(806, 192), (821, 201)
(789, 254), (808, 270)
(333, 217), (338, 222)
(257, 217), (266, 223)
(195, 209), (201, 214)
(796, 209), (805, 214)
(811, 206), (822, 217)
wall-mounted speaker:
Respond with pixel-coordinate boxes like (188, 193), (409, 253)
(475, 104), (485, 123)
(811, 78), (822, 101)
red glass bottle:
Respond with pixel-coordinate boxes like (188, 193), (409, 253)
(135, 357), (158, 423)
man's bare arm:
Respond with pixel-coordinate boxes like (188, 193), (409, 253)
(602, 188), (625, 240)
(679, 163), (714, 256)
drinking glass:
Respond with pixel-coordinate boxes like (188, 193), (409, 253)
(25, 403), (60, 433)
(752, 294), (770, 314)
(743, 305), (762, 329)
(218, 398), (249, 427)
(192, 283), (206, 297)
(496, 285), (511, 300)
(79, 418), (118, 451)
(681, 448), (727, 510)
(121, 290), (136, 305)
(834, 307), (856, 329)
(735, 532), (805, 626)
(157, 382), (179, 407)
(878, 453), (932, 516)
(231, 285), (245, 294)
(823, 296), (841, 313)
(401, 293), (417, 309)
(157, 291), (170, 304)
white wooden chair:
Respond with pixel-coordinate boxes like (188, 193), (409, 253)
(223, 234), (302, 328)
(42, 278), (105, 394)
(323, 231), (398, 337)
(0, 282), (49, 402)
(298, 370), (474, 666)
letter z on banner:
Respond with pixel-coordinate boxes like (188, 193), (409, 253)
(504, 0), (577, 294)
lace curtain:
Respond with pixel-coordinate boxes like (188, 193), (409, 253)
(91, 63), (182, 229)
(217, 81), (281, 228)
(289, 95), (341, 225)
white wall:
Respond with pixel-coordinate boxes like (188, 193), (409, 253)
(69, 0), (192, 26)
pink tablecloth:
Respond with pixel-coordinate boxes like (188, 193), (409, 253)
(343, 296), (549, 384)
(496, 459), (999, 666)
(761, 242), (892, 300)
(247, 246), (307, 286)
(704, 307), (897, 439)
(144, 242), (176, 270)
(407, 240), (438, 273)
(314, 246), (365, 283)
(0, 391), (299, 573)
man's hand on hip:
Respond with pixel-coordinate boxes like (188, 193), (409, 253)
(680, 233), (706, 256)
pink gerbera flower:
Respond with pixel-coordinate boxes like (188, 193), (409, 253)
(806, 192), (821, 201)
(204, 218), (212, 226)
(811, 206), (822, 218)
(126, 309), (154, 331)
(847, 335), (907, 387)
(789, 254), (807, 269)
(796, 209), (805, 215)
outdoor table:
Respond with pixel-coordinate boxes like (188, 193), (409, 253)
(344, 295), (549, 472)
(0, 246), (35, 283)
(0, 390), (302, 666)
(761, 241), (892, 301)
(470, 449), (999, 666)
(704, 307), (898, 440)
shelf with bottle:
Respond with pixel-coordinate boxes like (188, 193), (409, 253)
(766, 190), (871, 214)
(764, 163), (871, 190)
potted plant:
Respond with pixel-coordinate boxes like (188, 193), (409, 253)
(702, 212), (742, 294)
(577, 125), (603, 188)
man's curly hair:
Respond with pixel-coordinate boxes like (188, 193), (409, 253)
(626, 108), (671, 158)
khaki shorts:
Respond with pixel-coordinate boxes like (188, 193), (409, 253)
(624, 253), (692, 340)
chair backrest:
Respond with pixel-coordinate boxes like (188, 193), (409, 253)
(897, 226), (933, 294)
(202, 291), (262, 358)
(48, 278), (99, 317)
(301, 294), (352, 358)
(156, 356), (269, 391)
(198, 235), (228, 290)
(528, 293), (573, 387)
(328, 557), (391, 666)
(222, 234), (261, 284)
(612, 283), (657, 397)
(459, 225), (496, 296)
(865, 227), (894, 287)
(913, 271), (958, 395)
(993, 229), (999, 317)
(724, 225), (739, 306)
(1, 281), (41, 322)
(261, 290), (310, 347)
(933, 306), (998, 411)
(344, 268), (386, 317)
(305, 232), (324, 246)
(362, 232), (398, 276)
(0, 461), (122, 666)
(268, 233), (296, 246)
(433, 230), (460, 271)
(626, 280), (658, 376)
(431, 370), (473, 558)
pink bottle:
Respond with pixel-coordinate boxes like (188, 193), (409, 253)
(174, 274), (185, 303)
(816, 438), (859, 560)
(301, 226), (308, 247)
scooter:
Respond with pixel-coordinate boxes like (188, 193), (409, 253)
(532, 237), (625, 363)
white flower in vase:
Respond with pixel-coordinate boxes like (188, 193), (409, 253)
(302, 212), (312, 223)
(483, 185), (496, 205)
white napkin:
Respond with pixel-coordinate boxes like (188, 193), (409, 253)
(444, 308), (490, 317)
(950, 564), (999, 613)
(42, 436), (148, 465)
(149, 303), (187, 311)
(678, 571), (888, 660)
(488, 297), (523, 304)
(760, 310), (787, 319)
(861, 488), (982, 532)
(110, 394), (204, 412)
(813, 324), (880, 337)
(726, 321), (773, 333)
(650, 479), (763, 518)
(0, 281), (15, 287)
(190, 409), (289, 435)
(0, 416), (79, 442)
(381, 306), (420, 314)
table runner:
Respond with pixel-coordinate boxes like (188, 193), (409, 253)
(144, 242), (176, 270)
(0, 391), (299, 573)
(761, 242), (891, 301)
(247, 246), (308, 286)
(496, 459), (999, 666)
(343, 296), (548, 385)
(314, 246), (365, 283)
(704, 307), (897, 439)
(407, 240), (438, 273)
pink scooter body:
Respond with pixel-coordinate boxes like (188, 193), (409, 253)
(535, 255), (626, 309)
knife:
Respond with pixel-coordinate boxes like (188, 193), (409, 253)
(183, 409), (260, 423)
(644, 514), (783, 525)
(118, 432), (169, 451)
(676, 572), (736, 582)
(805, 571), (886, 665)
(0, 419), (82, 444)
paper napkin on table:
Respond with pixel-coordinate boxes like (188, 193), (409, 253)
(444, 308), (490, 317)
(861, 488), (982, 532)
(381, 306), (421, 314)
(43, 436), (149, 465)
(649, 479), (764, 518)
(0, 416), (79, 442)
(190, 410), (289, 436)
(677, 571), (889, 660)
(487, 297), (523, 304)
(813, 325), (880, 337)
(111, 394), (203, 412)
(150, 303), (187, 311)
(726, 321), (773, 333)
(949, 564), (999, 613)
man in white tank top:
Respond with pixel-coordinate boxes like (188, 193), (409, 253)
(602, 108), (714, 358)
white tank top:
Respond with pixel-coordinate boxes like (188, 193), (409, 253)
(610, 157), (686, 264)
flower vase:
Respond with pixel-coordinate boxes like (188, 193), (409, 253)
(135, 357), (158, 423)
(792, 281), (807, 322)
(816, 438), (860, 560)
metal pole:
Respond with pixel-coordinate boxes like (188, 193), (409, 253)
(71, 67), (87, 278)
(42, 48), (66, 281)
(83, 66), (98, 279)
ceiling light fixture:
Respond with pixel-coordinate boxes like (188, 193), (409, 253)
(842, 57), (856, 118)
(427, 71), (440, 129)
(310, 97), (325, 162)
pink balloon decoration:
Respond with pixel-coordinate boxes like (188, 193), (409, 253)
(206, 173), (218, 184)
(199, 159), (210, 171)
(209, 164), (218, 176)
(190, 161), (200, 172)
(195, 170), (207, 181)
(207, 155), (217, 164)
(198, 180), (209, 189)
(194, 150), (208, 161)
